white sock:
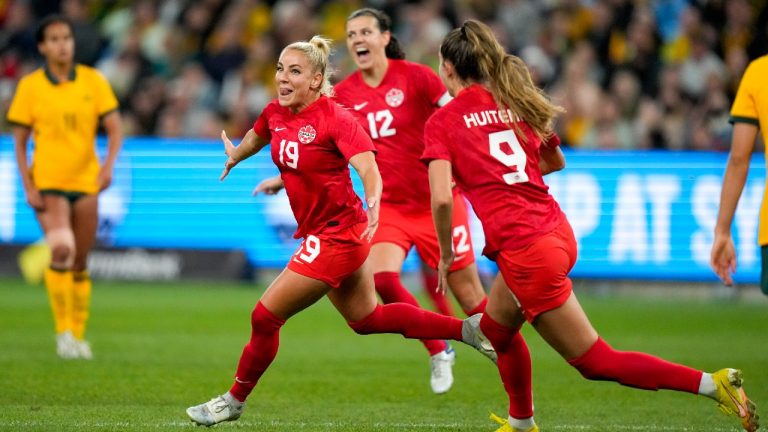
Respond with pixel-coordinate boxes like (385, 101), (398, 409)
(223, 392), (244, 408)
(698, 373), (717, 399)
(508, 415), (535, 430)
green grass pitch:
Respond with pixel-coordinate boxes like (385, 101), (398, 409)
(0, 277), (766, 431)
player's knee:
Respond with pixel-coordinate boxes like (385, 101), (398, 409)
(250, 303), (285, 334)
(348, 304), (383, 335)
(45, 228), (75, 267)
(567, 337), (615, 381)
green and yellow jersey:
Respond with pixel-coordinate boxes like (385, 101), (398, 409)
(6, 64), (118, 194)
(730, 55), (768, 245)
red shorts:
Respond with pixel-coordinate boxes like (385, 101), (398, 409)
(287, 222), (371, 288)
(496, 220), (577, 323)
(372, 193), (475, 272)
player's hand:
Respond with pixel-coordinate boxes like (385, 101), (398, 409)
(97, 166), (113, 191)
(436, 252), (454, 294)
(253, 176), (285, 196)
(220, 130), (239, 181)
(360, 197), (380, 242)
(710, 233), (737, 286)
(25, 186), (44, 211)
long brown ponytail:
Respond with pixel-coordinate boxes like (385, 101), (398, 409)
(440, 20), (563, 140)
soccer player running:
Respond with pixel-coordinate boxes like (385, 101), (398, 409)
(423, 20), (759, 432)
(7, 15), (123, 360)
(186, 35), (495, 427)
(253, 8), (495, 395)
(711, 53), (768, 296)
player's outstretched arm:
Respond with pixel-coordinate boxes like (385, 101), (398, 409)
(220, 129), (269, 181)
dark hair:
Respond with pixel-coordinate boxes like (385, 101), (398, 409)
(36, 14), (74, 43)
(347, 8), (405, 60)
(440, 20), (563, 140)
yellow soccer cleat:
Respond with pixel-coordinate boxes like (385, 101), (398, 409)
(712, 368), (759, 432)
(490, 412), (539, 432)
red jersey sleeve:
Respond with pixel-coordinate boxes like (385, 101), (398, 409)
(252, 102), (276, 140)
(422, 112), (453, 163)
(543, 132), (561, 148)
(331, 103), (375, 160)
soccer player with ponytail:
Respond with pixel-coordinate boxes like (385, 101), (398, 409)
(185, 35), (496, 427)
(254, 8), (496, 395)
(423, 19), (759, 432)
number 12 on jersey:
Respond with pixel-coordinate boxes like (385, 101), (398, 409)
(366, 110), (396, 139)
(489, 130), (529, 185)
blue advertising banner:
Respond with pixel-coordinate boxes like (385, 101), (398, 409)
(0, 136), (763, 282)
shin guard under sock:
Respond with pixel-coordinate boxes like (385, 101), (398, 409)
(374, 272), (447, 355)
(568, 337), (702, 393)
(348, 303), (463, 341)
(480, 313), (533, 419)
(230, 303), (286, 402)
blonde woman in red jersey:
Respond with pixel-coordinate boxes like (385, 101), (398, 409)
(254, 8), (495, 395)
(185, 35), (496, 427)
(423, 20), (759, 432)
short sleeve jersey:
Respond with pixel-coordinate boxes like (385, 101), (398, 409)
(422, 84), (565, 258)
(334, 59), (449, 214)
(6, 65), (119, 194)
(253, 96), (374, 239)
(729, 55), (768, 245)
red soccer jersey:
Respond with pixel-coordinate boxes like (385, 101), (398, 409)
(422, 84), (565, 258)
(253, 96), (374, 239)
(334, 59), (449, 214)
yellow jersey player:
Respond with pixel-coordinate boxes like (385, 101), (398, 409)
(7, 15), (123, 359)
(712, 54), (768, 297)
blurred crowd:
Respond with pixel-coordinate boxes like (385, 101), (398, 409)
(1, 0), (767, 151)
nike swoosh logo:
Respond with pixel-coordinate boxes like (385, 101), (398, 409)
(353, 102), (368, 111)
(726, 387), (748, 418)
(274, 127), (287, 131)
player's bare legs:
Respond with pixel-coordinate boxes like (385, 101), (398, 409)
(36, 195), (78, 358)
(368, 242), (405, 274)
(70, 195), (98, 274)
(188, 260), (496, 426)
(69, 194), (98, 358)
(446, 263), (487, 315)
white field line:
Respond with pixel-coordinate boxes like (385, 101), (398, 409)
(0, 420), (739, 431)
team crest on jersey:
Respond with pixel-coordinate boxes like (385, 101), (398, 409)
(298, 125), (316, 144)
(385, 88), (404, 107)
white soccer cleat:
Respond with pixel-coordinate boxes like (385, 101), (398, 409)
(430, 345), (456, 394)
(74, 339), (93, 360)
(186, 394), (244, 426)
(56, 331), (78, 360)
(461, 313), (497, 364)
